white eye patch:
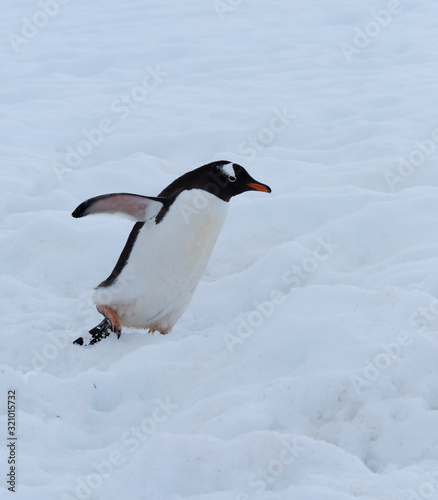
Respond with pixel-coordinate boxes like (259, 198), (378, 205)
(221, 162), (236, 178)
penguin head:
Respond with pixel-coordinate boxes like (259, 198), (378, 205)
(206, 161), (272, 201)
(159, 161), (271, 202)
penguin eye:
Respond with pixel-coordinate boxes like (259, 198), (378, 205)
(228, 176), (237, 182)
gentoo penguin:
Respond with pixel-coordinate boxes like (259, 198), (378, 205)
(72, 161), (271, 346)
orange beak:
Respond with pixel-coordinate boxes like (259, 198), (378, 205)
(247, 182), (272, 193)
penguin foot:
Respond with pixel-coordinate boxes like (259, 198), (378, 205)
(73, 318), (117, 346)
(88, 317), (115, 345)
(73, 306), (122, 346)
(96, 305), (122, 337)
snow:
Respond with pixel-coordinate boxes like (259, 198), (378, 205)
(2, 0), (438, 498)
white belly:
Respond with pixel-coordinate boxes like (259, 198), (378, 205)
(94, 190), (228, 332)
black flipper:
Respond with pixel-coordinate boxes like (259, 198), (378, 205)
(72, 193), (166, 221)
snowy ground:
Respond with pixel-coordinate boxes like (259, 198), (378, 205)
(2, 0), (438, 498)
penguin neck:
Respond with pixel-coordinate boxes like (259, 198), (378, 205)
(170, 189), (229, 228)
